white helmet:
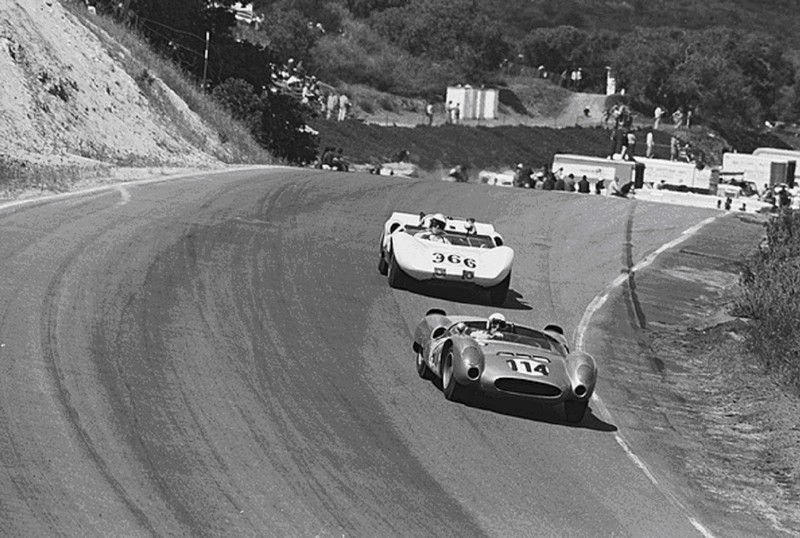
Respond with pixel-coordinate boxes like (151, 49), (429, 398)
(429, 213), (447, 229)
(487, 313), (506, 331)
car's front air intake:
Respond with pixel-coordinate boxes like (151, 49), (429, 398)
(495, 378), (561, 397)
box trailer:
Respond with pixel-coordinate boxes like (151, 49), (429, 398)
(635, 157), (712, 192)
(752, 147), (798, 186)
(551, 154), (636, 190)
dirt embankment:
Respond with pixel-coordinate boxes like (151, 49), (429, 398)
(0, 0), (234, 192)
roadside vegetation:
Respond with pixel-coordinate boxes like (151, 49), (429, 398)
(61, 2), (272, 166)
(734, 211), (800, 393)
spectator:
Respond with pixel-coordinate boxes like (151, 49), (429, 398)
(513, 163), (534, 188)
(577, 175), (590, 193)
(672, 107), (684, 128)
(654, 105), (664, 129)
(610, 128), (625, 157)
(332, 148), (349, 171)
(595, 179), (605, 195)
(542, 172), (556, 190)
(622, 131), (636, 161)
(320, 146), (335, 169)
(565, 173), (576, 192)
(425, 102), (434, 126)
(670, 136), (679, 161)
(554, 173), (566, 191)
(337, 93), (350, 121)
(608, 177), (633, 198)
(326, 93), (337, 120)
(646, 131), (654, 158)
(778, 184), (792, 209)
(445, 101), (454, 124)
(761, 184), (776, 207)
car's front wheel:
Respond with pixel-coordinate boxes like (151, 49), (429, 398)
(441, 350), (464, 402)
(564, 400), (588, 423)
(415, 348), (431, 379)
(489, 273), (511, 306)
(387, 254), (407, 289)
(378, 251), (388, 275)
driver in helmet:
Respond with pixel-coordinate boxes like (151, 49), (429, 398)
(471, 313), (506, 340)
(414, 213), (450, 244)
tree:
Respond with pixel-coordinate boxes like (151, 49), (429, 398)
(370, 0), (508, 75)
(213, 78), (318, 164)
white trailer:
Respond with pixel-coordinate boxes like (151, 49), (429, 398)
(551, 154), (635, 190)
(635, 157), (712, 192)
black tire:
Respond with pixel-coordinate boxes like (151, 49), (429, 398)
(564, 400), (588, 423)
(489, 273), (511, 306)
(440, 350), (463, 402)
(415, 348), (431, 379)
(378, 252), (388, 275)
(387, 254), (406, 289)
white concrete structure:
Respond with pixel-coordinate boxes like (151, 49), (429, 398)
(445, 86), (498, 120)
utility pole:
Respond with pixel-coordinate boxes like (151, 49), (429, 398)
(201, 30), (210, 90)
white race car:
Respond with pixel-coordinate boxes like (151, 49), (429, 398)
(378, 212), (514, 305)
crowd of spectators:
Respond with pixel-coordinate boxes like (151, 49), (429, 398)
(510, 163), (632, 197)
(270, 58), (351, 121)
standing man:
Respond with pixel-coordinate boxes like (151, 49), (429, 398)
(425, 102), (434, 126)
(646, 131), (655, 158)
(670, 136), (679, 161)
(326, 93), (338, 120)
(654, 105), (664, 129)
(337, 93), (350, 121)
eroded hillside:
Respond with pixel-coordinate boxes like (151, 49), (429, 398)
(0, 0), (250, 182)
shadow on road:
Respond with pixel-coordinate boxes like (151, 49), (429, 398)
(400, 281), (533, 311)
(435, 388), (617, 431)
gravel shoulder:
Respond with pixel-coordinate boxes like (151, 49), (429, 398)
(589, 210), (800, 537)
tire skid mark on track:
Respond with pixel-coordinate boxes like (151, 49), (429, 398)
(575, 211), (721, 538)
(40, 233), (158, 535)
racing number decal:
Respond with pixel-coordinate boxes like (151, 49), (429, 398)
(432, 252), (476, 268)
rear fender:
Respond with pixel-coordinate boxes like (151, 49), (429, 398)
(412, 313), (451, 352)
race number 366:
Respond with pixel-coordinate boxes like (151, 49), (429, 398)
(433, 252), (476, 268)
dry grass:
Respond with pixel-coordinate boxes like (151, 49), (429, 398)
(60, 1), (273, 165)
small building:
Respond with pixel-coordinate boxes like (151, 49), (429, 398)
(445, 86), (498, 120)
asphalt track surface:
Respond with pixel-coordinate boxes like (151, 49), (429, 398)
(0, 167), (745, 537)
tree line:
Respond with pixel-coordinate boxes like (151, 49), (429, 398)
(89, 0), (800, 162)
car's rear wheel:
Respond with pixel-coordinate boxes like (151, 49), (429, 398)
(489, 273), (511, 306)
(387, 254), (406, 289)
(415, 348), (431, 379)
(378, 251), (388, 275)
(564, 400), (588, 423)
(441, 350), (463, 401)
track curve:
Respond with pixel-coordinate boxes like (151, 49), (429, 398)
(0, 168), (722, 536)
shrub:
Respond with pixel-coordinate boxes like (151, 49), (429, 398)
(733, 210), (800, 392)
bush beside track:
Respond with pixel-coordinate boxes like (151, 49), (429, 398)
(734, 210), (800, 393)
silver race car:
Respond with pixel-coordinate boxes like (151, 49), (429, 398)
(378, 212), (514, 305)
(412, 309), (597, 423)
